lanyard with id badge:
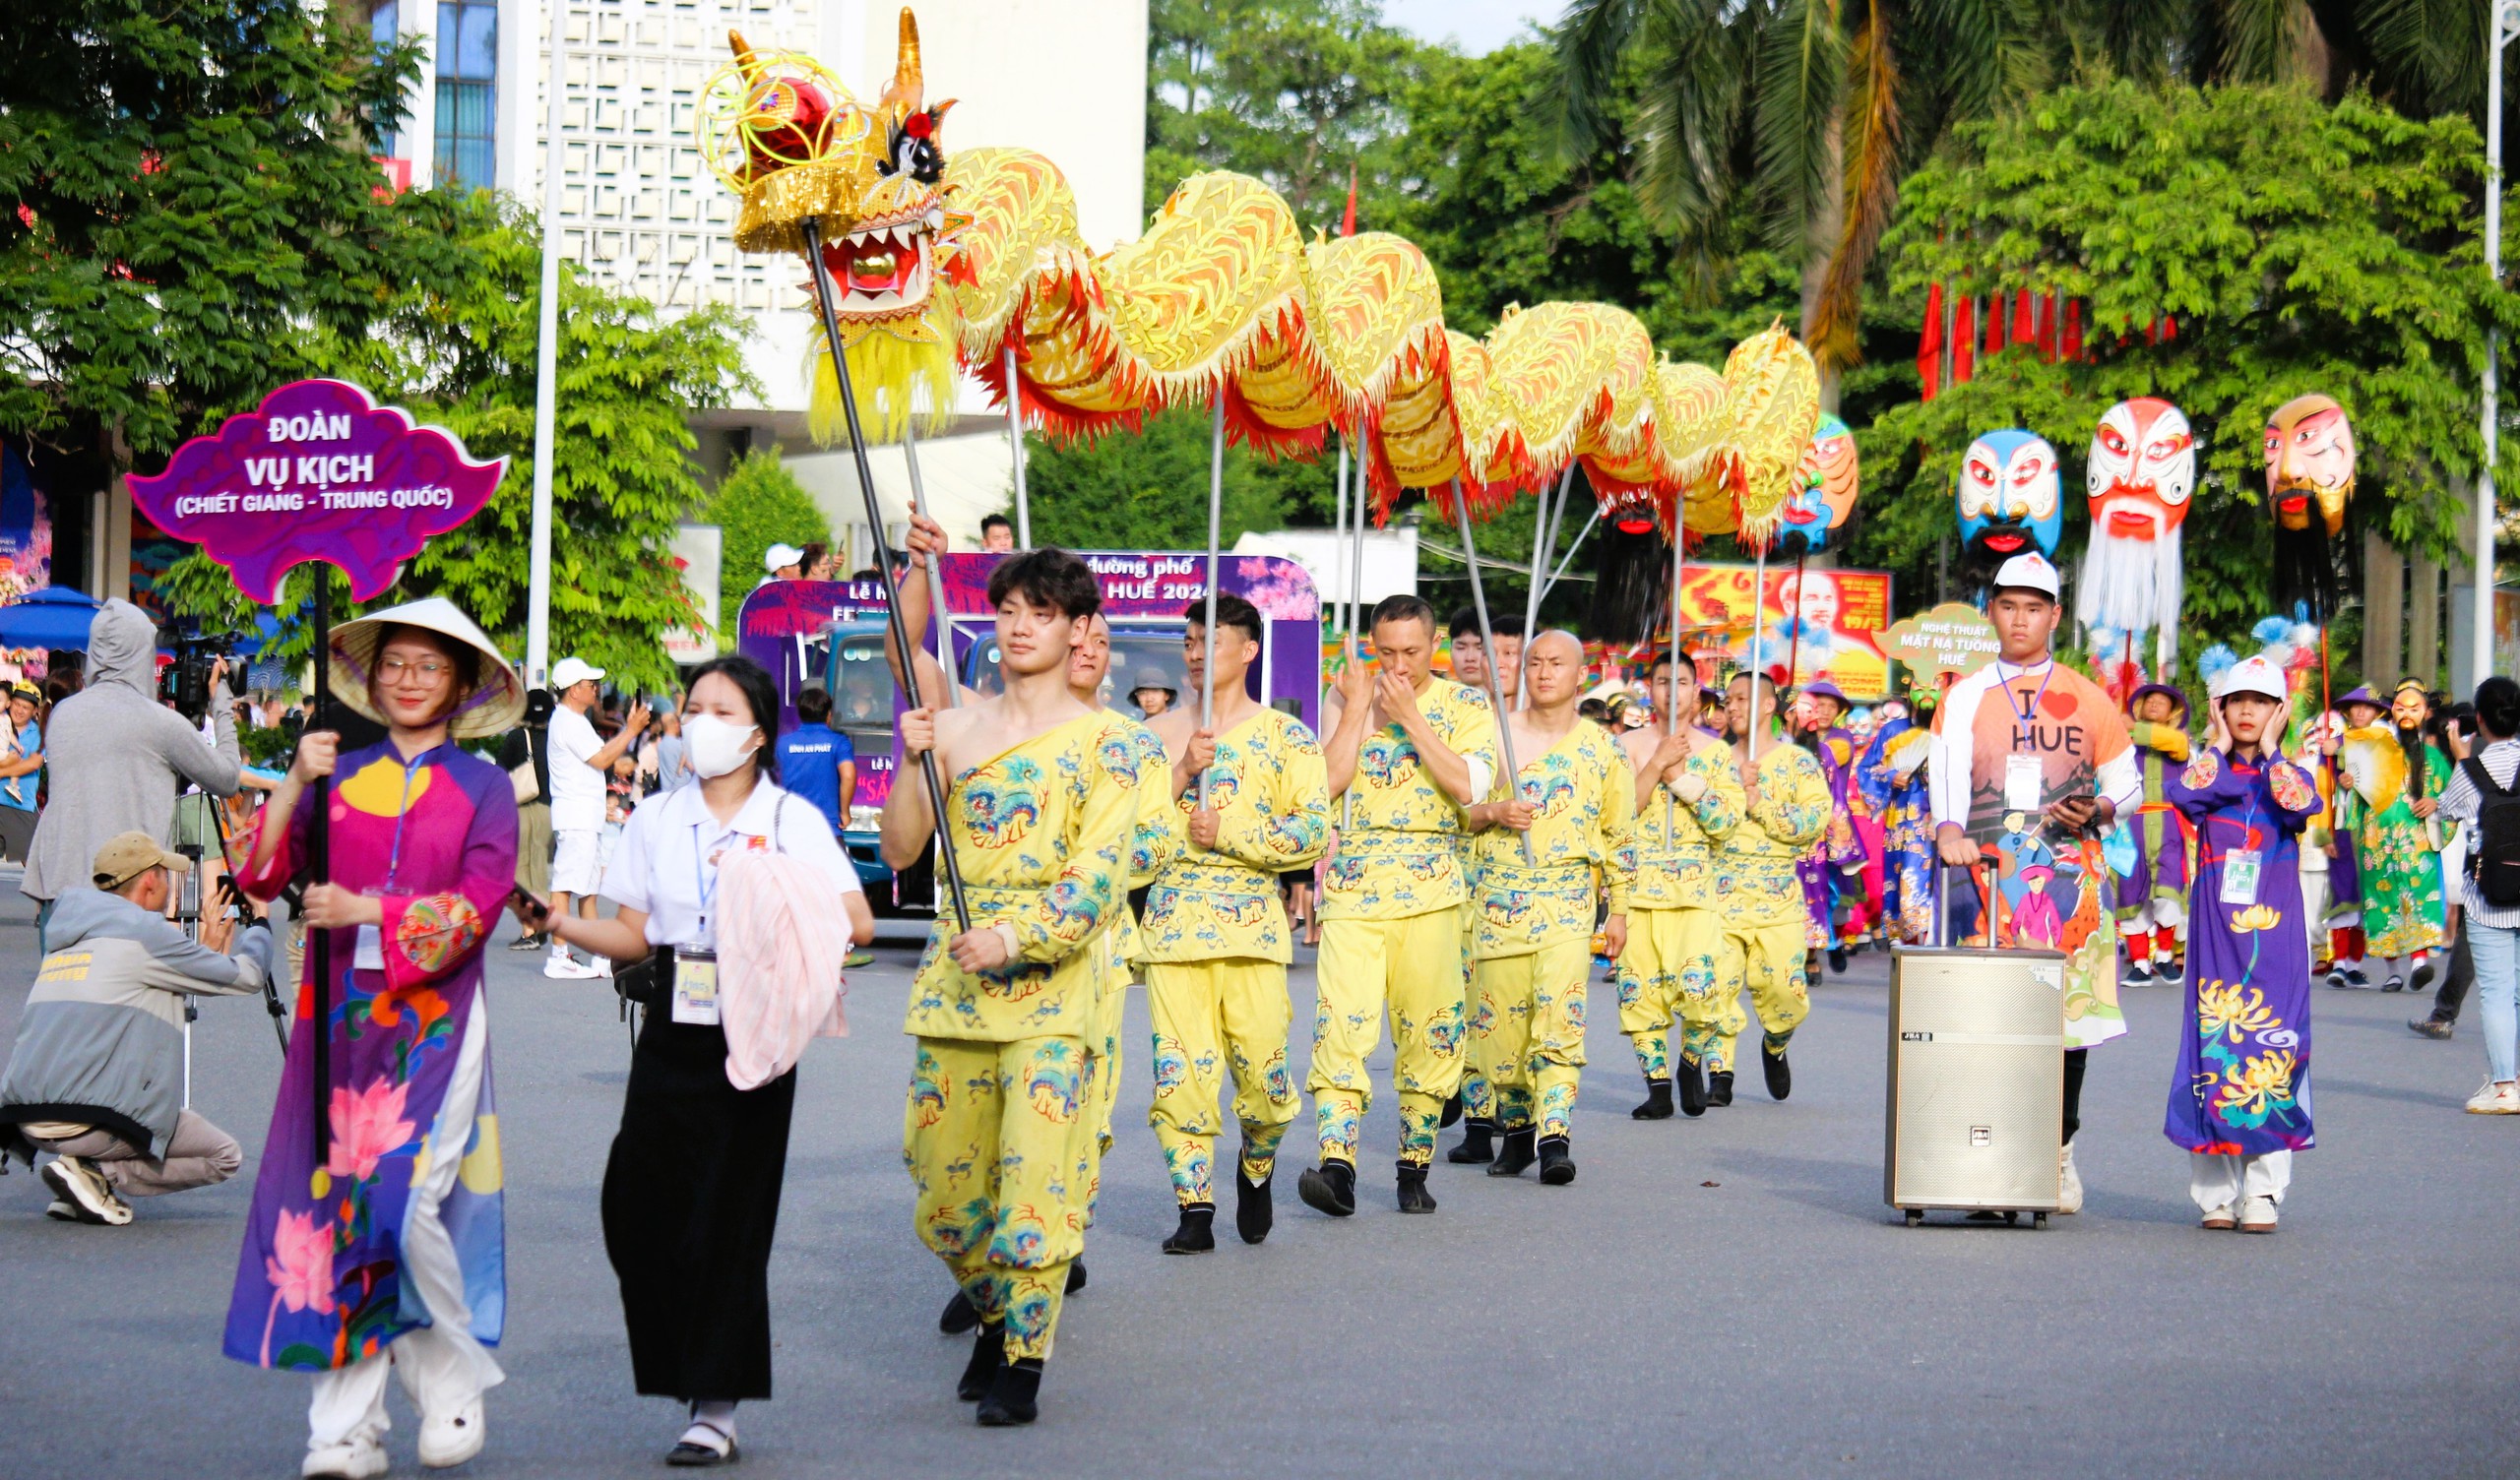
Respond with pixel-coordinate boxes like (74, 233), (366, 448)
(353, 746), (443, 972)
(673, 819), (739, 1025)
(2219, 765), (2265, 906)
(1997, 662), (2056, 815)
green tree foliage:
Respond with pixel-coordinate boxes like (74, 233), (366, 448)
(0, 0), (462, 461)
(1854, 81), (2519, 671)
(701, 448), (831, 626)
(1021, 406), (1294, 550)
(158, 194), (755, 691)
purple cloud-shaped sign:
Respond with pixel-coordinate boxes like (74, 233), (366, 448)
(126, 379), (505, 602)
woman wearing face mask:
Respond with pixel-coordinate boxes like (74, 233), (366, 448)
(514, 654), (872, 1466)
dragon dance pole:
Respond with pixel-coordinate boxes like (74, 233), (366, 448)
(1331, 435), (1351, 639)
(1349, 453), (1369, 644)
(1451, 477), (1533, 864)
(802, 217), (970, 933)
(1199, 396), (1225, 808)
(1541, 508), (1600, 605)
(1746, 541), (1770, 772)
(1004, 342), (1032, 548)
(1519, 465), (1570, 709)
(1667, 519), (1686, 837)
(902, 421), (957, 709)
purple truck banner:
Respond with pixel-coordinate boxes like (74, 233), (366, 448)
(126, 379), (505, 602)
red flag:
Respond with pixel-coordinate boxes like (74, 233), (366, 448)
(1918, 282), (1945, 401)
(1984, 293), (2005, 355)
(2011, 289), (2035, 346)
(2062, 299), (2084, 361)
(1952, 295), (1977, 383)
(1340, 163), (1357, 237)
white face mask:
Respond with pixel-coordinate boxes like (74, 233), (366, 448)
(683, 712), (758, 779)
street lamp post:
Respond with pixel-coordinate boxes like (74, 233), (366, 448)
(2479, 2), (2520, 689)
(525, 0), (569, 688)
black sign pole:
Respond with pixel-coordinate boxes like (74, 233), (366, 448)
(307, 567), (332, 1166)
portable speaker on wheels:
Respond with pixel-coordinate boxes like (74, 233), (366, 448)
(1885, 864), (2067, 1229)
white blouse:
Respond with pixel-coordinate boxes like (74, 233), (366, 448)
(601, 778), (860, 952)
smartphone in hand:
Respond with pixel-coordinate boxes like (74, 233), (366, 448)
(508, 884), (551, 932)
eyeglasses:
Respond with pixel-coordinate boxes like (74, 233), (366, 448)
(379, 657), (454, 684)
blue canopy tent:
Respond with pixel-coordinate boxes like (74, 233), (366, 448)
(0, 586), (102, 649)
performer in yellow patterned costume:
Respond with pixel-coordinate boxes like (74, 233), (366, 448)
(1444, 609), (1521, 1165)
(878, 549), (1136, 1428)
(1615, 698), (1747, 1118)
(1141, 593), (1331, 1253)
(1461, 632), (1635, 1184)
(1301, 594), (1497, 1218)
(1708, 672), (1833, 1106)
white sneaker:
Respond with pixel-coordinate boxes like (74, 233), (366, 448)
(2056, 1143), (2084, 1214)
(43, 1200), (75, 1222)
(2201, 1203), (2236, 1230)
(542, 954), (598, 980)
(418, 1395), (485, 1469)
(302, 1434), (388, 1480)
(2463, 1079), (2520, 1114)
(592, 955), (612, 979)
(40, 1154), (131, 1226)
(2238, 1194), (2279, 1233)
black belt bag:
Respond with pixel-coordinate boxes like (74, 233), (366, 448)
(614, 946), (674, 1009)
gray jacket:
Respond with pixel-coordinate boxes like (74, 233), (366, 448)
(24, 599), (240, 900)
(0, 889), (274, 1159)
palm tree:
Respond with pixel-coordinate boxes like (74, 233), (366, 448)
(1549, 0), (2492, 390)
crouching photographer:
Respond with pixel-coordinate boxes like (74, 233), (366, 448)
(23, 598), (245, 950)
(0, 832), (276, 1225)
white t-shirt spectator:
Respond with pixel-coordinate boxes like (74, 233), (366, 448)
(546, 703), (607, 832)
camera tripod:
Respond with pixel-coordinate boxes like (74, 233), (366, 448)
(169, 784), (289, 1108)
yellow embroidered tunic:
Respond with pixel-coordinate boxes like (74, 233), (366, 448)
(1472, 722), (1637, 958)
(1141, 709), (1332, 965)
(905, 709), (1138, 1042)
(1103, 714), (1180, 968)
(1630, 739), (1746, 912)
(1711, 742), (1832, 929)
(1320, 680), (1499, 922)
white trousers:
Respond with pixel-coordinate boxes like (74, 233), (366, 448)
(2300, 866), (2330, 961)
(308, 999), (505, 1451)
(2123, 896), (2186, 937)
(2188, 1149), (2292, 1212)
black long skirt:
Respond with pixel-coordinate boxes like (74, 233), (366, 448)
(600, 1010), (797, 1401)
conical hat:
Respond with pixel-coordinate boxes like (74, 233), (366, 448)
(2337, 724), (2408, 810)
(328, 596), (527, 740)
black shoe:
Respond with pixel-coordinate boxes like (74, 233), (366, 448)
(2410, 1017), (2455, 1040)
(1487, 1126), (1538, 1177)
(1234, 1169), (1274, 1245)
(2159, 959), (2184, 985)
(1538, 1136), (1575, 1186)
(939, 1287), (980, 1335)
(1064, 1261), (1087, 1294)
(957, 1322), (1004, 1401)
(1631, 1079), (1673, 1120)
(1707, 1071), (1735, 1108)
(1676, 1058), (1708, 1117)
(1396, 1163), (1438, 1213)
(1828, 946), (1850, 974)
(1447, 1118), (1495, 1164)
(1762, 1043), (1793, 1101)
(1162, 1203), (1216, 1255)
(1438, 1090), (1464, 1129)
(2382, 974), (2406, 993)
(1296, 1159), (1356, 1217)
(976, 1358), (1042, 1426)
(2411, 955), (2438, 991)
(506, 932), (545, 952)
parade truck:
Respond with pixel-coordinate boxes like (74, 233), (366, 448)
(736, 549), (1323, 914)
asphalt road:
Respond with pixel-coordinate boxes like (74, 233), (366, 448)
(2, 882), (2514, 1479)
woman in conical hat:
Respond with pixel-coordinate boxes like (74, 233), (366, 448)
(220, 596), (525, 1477)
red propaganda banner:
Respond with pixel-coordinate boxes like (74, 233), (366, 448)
(125, 379), (505, 602)
(1676, 561), (1894, 701)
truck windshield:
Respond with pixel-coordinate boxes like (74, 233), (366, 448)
(827, 631), (896, 728)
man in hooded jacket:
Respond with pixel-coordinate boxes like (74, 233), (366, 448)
(24, 599), (244, 949)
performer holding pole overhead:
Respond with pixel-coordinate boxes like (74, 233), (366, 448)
(880, 548), (1138, 1427)
(1708, 670), (1830, 1109)
(1927, 552), (2143, 1216)
(1444, 606), (1521, 1164)
(1142, 593), (1331, 1251)
(1307, 594), (1497, 1218)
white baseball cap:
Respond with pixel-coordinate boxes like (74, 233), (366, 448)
(1990, 552), (2060, 599)
(550, 655), (606, 691)
(2215, 653), (2288, 703)
(763, 542), (806, 574)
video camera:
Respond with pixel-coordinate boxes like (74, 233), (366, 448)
(157, 619), (240, 722)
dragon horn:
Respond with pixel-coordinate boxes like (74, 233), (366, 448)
(884, 8), (924, 111)
(728, 30), (765, 83)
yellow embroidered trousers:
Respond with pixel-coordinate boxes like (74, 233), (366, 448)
(904, 1034), (1088, 1362)
(1615, 906), (1729, 1078)
(1454, 900), (1495, 1124)
(1309, 908), (1467, 1169)
(1472, 935), (1591, 1139)
(1144, 958), (1299, 1207)
(1071, 943), (1128, 1230)
(1715, 917), (1810, 1074)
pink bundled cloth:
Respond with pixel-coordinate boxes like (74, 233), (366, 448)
(715, 850), (852, 1090)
